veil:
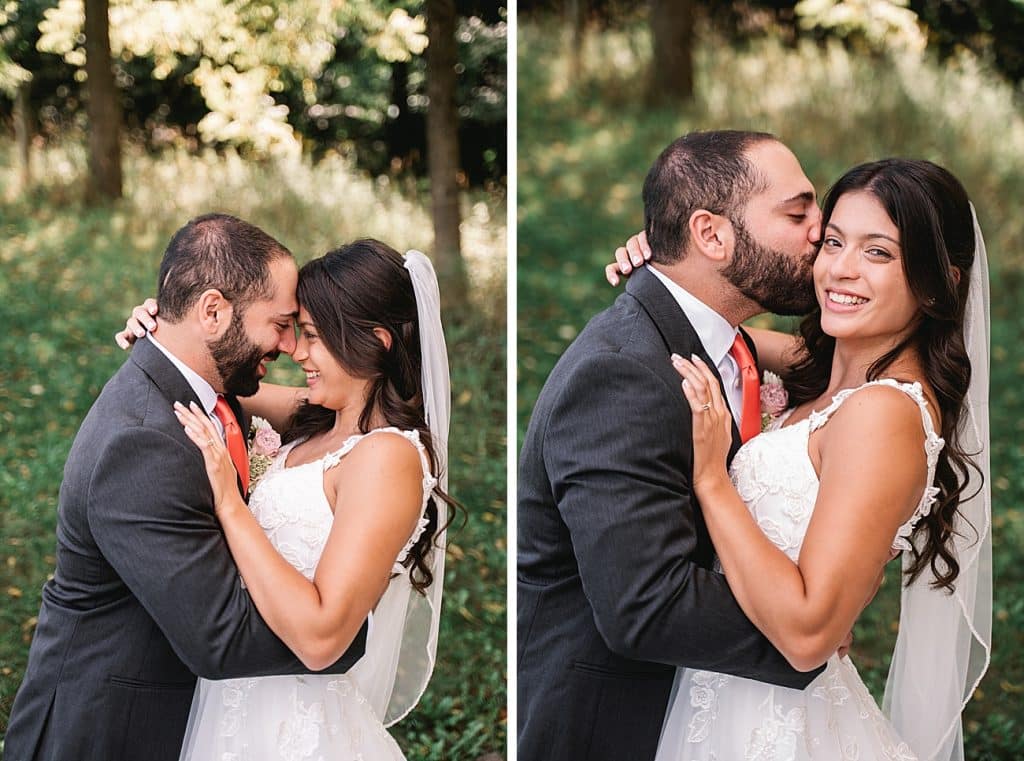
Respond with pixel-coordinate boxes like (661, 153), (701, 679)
(348, 249), (450, 727)
(882, 205), (992, 760)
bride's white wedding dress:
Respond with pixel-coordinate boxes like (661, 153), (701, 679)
(179, 427), (437, 761)
(656, 380), (944, 761)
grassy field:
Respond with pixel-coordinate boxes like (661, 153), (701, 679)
(0, 143), (507, 760)
(518, 20), (1024, 758)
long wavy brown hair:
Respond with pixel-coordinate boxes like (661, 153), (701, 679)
(784, 159), (981, 592)
(283, 239), (461, 594)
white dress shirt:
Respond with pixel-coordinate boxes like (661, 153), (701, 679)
(646, 265), (744, 423)
(147, 334), (225, 438)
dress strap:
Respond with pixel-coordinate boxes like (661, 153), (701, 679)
(808, 379), (945, 551)
(322, 427), (438, 573)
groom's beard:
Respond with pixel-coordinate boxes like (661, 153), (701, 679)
(722, 219), (817, 316)
(209, 311), (278, 397)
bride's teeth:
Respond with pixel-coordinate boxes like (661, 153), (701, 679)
(829, 292), (867, 306)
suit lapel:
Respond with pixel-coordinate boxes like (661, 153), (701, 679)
(132, 337), (250, 497)
(626, 267), (743, 461)
(130, 336), (204, 412)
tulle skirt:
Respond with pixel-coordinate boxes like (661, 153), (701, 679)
(655, 655), (918, 761)
(178, 673), (405, 761)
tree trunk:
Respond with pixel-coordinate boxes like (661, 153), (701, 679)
(84, 0), (122, 201)
(567, 0), (587, 83)
(647, 0), (696, 105)
(425, 0), (468, 304)
(14, 80), (31, 190)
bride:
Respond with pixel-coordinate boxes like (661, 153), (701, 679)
(612, 159), (990, 761)
(125, 239), (454, 759)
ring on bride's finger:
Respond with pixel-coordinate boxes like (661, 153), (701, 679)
(700, 402), (712, 411)
(206, 438), (217, 446)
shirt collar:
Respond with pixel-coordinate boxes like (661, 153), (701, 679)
(645, 264), (737, 366)
(146, 333), (219, 417)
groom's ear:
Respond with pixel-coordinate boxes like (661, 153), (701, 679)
(195, 289), (233, 335)
(688, 209), (735, 264)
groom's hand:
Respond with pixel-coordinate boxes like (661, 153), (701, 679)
(114, 298), (159, 349)
(605, 230), (652, 286)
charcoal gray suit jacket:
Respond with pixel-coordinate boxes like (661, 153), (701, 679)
(4, 336), (366, 761)
(517, 266), (821, 761)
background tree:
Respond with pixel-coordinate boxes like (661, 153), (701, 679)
(647, 0), (696, 103)
(0, 43), (31, 189)
(83, 0), (120, 200)
(426, 0), (468, 302)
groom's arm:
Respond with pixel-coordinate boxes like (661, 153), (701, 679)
(545, 350), (820, 688)
(87, 427), (366, 679)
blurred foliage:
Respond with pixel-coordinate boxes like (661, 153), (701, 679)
(0, 143), (507, 759)
(520, 0), (1024, 88)
(0, 41), (29, 95)
(0, 0), (506, 184)
(518, 18), (1024, 758)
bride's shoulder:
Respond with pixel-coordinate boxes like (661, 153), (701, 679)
(820, 381), (933, 450)
(329, 428), (429, 479)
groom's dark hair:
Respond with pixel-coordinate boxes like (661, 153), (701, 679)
(643, 130), (775, 264)
(156, 213), (293, 322)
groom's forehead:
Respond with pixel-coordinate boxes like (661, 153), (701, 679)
(747, 141), (814, 196)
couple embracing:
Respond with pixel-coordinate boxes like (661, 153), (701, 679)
(518, 131), (991, 761)
(6, 215), (454, 760)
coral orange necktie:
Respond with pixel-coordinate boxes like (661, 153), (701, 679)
(213, 396), (250, 497)
(729, 333), (761, 444)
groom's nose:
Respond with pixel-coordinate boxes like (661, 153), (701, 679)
(277, 324), (297, 355)
(807, 207), (823, 243)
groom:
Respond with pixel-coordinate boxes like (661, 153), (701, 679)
(518, 131), (825, 761)
(4, 214), (367, 761)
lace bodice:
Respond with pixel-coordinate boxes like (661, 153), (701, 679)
(730, 379), (944, 558)
(248, 427), (437, 579)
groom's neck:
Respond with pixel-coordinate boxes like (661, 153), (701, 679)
(149, 321), (220, 390)
(650, 261), (761, 327)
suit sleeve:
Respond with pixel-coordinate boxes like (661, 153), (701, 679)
(87, 426), (366, 679)
(544, 350), (819, 688)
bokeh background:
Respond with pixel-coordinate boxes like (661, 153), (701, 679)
(0, 1), (506, 759)
(518, 1), (1023, 757)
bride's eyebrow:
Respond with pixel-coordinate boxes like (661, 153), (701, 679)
(827, 222), (899, 245)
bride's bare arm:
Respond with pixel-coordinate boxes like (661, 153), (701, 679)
(176, 402), (425, 670)
(675, 357), (927, 671)
(242, 384), (308, 433)
(744, 327), (802, 376)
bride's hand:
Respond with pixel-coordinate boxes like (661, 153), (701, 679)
(114, 298), (159, 350)
(173, 401), (240, 513)
(605, 230), (652, 286)
(672, 354), (733, 493)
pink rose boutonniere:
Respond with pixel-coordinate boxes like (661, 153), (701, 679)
(248, 416), (281, 487)
(760, 371), (789, 432)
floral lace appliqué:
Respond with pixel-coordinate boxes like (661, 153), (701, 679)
(686, 671), (731, 743)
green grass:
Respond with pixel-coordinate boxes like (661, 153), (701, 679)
(0, 143), (507, 760)
(518, 19), (1024, 758)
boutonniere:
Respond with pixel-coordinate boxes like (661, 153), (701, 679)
(760, 371), (789, 432)
(248, 416), (282, 488)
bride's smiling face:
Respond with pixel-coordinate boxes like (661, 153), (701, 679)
(815, 191), (920, 343)
(292, 307), (364, 410)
